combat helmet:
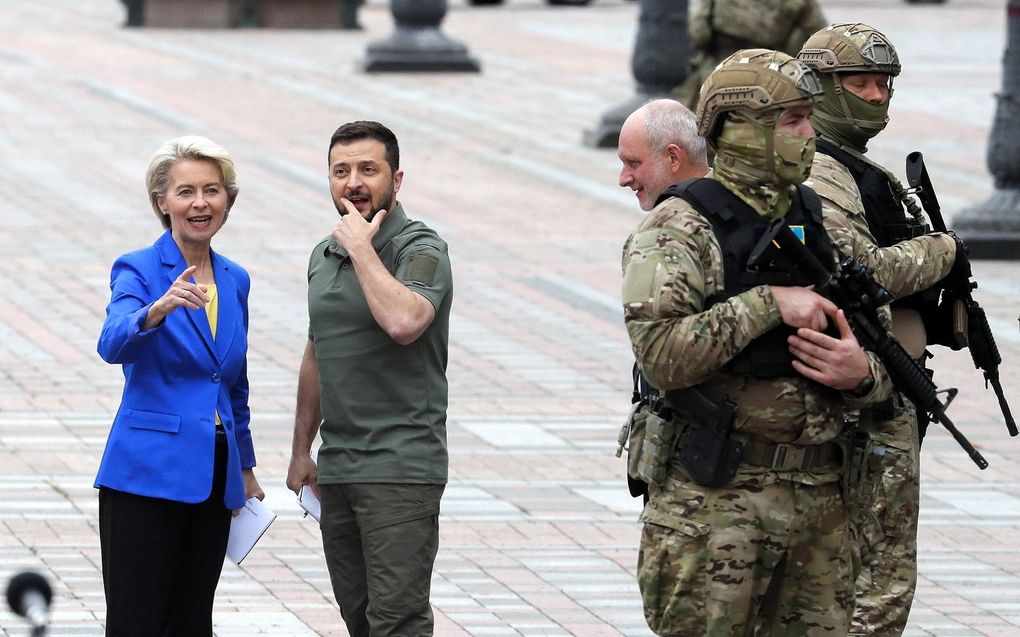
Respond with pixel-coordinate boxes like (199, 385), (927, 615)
(696, 49), (824, 143)
(796, 23), (899, 150)
(797, 23), (901, 77)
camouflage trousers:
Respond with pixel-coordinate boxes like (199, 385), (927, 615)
(850, 412), (920, 636)
(637, 473), (853, 636)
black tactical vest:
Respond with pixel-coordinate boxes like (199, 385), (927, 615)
(656, 179), (837, 378)
(815, 138), (936, 314)
(815, 138), (925, 247)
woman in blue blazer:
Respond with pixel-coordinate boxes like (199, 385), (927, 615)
(96, 136), (263, 636)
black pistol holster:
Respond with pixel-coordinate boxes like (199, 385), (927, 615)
(666, 388), (743, 488)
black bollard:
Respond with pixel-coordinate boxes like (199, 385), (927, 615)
(340, 0), (364, 30)
(121, 0), (143, 27)
(238, 0), (258, 27)
(363, 0), (480, 72)
(583, 0), (690, 148)
(952, 0), (1020, 259)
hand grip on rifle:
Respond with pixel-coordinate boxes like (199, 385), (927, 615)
(755, 218), (988, 469)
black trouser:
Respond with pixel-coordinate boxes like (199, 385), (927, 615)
(99, 430), (230, 637)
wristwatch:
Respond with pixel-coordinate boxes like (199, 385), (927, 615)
(850, 370), (875, 397)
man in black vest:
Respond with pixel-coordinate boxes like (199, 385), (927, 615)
(798, 24), (962, 636)
(621, 48), (897, 635)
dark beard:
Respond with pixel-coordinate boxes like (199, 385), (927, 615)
(336, 184), (395, 219)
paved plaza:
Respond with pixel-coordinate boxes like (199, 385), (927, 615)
(0, 0), (1018, 634)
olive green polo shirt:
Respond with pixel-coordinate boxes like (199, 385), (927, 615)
(307, 203), (452, 484)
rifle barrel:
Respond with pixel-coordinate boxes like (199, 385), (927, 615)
(932, 408), (989, 469)
(989, 375), (1019, 436)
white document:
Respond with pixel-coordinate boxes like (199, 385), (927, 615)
(227, 497), (277, 564)
(298, 484), (321, 523)
(298, 447), (321, 523)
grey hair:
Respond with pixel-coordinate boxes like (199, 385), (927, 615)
(145, 135), (239, 229)
(643, 99), (708, 166)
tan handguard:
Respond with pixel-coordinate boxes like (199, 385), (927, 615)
(952, 297), (969, 348)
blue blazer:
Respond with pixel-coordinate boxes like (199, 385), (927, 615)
(96, 231), (255, 509)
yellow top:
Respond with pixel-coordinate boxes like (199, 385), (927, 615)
(204, 283), (219, 338)
(204, 283), (221, 427)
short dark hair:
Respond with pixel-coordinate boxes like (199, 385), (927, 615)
(328, 121), (400, 173)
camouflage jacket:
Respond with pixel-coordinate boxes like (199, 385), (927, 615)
(621, 176), (894, 485)
(807, 151), (956, 448)
(690, 0), (827, 57)
(806, 152), (955, 300)
(676, 0), (827, 108)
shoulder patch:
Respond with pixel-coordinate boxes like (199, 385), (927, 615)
(406, 251), (439, 286)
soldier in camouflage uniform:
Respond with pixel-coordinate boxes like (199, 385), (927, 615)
(622, 49), (904, 636)
(798, 24), (963, 636)
(674, 0), (827, 108)
(616, 99), (711, 500)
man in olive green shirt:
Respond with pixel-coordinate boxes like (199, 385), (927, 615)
(286, 120), (453, 637)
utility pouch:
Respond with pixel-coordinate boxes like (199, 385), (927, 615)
(677, 424), (744, 488)
(636, 408), (676, 487)
(843, 431), (886, 558)
(841, 429), (871, 509)
(616, 401), (649, 481)
(617, 365), (663, 496)
(841, 429), (884, 523)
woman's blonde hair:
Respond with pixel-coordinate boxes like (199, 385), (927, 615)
(145, 136), (239, 229)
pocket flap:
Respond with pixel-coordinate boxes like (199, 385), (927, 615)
(641, 506), (711, 539)
(127, 409), (181, 433)
(640, 481), (712, 538)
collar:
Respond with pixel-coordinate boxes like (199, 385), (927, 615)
(154, 229), (226, 271)
(324, 202), (408, 259)
(155, 229), (186, 267)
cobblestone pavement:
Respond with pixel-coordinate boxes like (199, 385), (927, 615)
(0, 0), (1018, 635)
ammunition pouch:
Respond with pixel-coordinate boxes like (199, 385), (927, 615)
(617, 365), (668, 497)
(840, 429), (886, 553)
(616, 400), (652, 497)
(636, 406), (677, 487)
(842, 429), (871, 505)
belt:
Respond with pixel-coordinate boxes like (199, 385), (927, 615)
(738, 438), (843, 472)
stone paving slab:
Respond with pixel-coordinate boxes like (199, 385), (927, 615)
(0, 0), (1018, 635)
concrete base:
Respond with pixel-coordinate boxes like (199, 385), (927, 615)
(952, 188), (1020, 260)
(363, 28), (481, 72)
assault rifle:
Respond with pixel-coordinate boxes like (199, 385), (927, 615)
(905, 152), (1017, 437)
(749, 219), (989, 469)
